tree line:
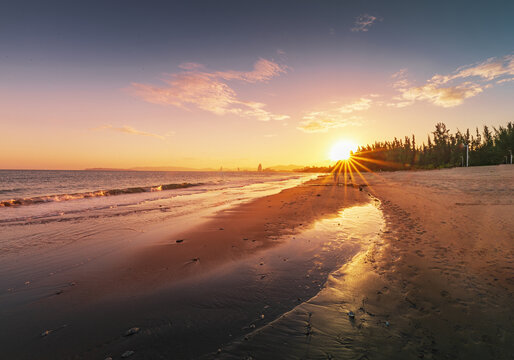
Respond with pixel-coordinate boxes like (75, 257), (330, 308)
(297, 121), (514, 173)
(353, 121), (514, 171)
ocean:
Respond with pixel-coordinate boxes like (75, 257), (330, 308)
(0, 170), (317, 258)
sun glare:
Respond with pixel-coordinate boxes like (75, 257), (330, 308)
(329, 141), (357, 161)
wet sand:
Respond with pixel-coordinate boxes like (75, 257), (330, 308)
(3, 166), (513, 359)
(221, 165), (514, 359)
(1, 176), (370, 359)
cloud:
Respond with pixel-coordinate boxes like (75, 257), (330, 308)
(400, 82), (483, 108)
(338, 97), (372, 113)
(298, 115), (363, 133)
(94, 125), (166, 140)
(497, 77), (514, 84)
(390, 55), (514, 108)
(434, 55), (514, 84)
(297, 97), (371, 133)
(131, 58), (289, 121)
(351, 14), (379, 32)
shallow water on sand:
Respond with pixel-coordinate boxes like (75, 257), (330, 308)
(1, 200), (385, 359)
(212, 202), (385, 359)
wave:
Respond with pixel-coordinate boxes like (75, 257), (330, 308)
(0, 182), (201, 207)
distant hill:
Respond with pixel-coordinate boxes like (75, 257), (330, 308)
(264, 164), (304, 172)
(85, 166), (215, 172)
(85, 164), (314, 172)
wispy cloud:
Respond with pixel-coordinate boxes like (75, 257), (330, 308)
(297, 97), (371, 133)
(94, 125), (167, 140)
(351, 14), (379, 32)
(390, 55), (514, 108)
(131, 58), (289, 121)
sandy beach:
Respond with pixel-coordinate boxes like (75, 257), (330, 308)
(220, 165), (514, 359)
(1, 165), (513, 359)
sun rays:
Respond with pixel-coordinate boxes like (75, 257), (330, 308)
(326, 147), (396, 193)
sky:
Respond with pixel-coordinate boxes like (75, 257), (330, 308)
(1, 0), (513, 170)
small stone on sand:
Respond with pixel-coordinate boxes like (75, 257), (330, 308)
(176, 239), (184, 243)
(121, 350), (135, 358)
(348, 311), (355, 319)
(124, 327), (140, 336)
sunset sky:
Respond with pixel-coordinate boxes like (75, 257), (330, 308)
(1, 0), (513, 170)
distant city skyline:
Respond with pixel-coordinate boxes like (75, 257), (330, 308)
(1, 0), (513, 169)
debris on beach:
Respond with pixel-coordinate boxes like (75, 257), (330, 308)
(55, 290), (63, 295)
(41, 330), (52, 337)
(121, 350), (135, 358)
(175, 239), (184, 243)
(347, 311), (355, 319)
(385, 321), (390, 327)
(191, 257), (200, 262)
(219, 227), (224, 230)
(124, 327), (140, 336)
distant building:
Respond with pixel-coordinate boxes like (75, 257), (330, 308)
(257, 163), (263, 172)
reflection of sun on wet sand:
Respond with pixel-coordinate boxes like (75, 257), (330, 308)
(222, 165), (514, 359)
(3, 166), (513, 359)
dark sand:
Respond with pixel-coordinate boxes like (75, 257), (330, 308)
(1, 176), (369, 359)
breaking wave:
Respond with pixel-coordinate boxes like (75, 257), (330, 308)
(0, 183), (201, 207)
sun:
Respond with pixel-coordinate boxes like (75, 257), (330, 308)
(329, 140), (357, 161)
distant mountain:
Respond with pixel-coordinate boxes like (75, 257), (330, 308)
(85, 164), (311, 172)
(85, 166), (215, 172)
(264, 164), (304, 172)
(130, 166), (216, 172)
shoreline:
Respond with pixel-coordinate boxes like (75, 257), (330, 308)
(216, 165), (514, 359)
(2, 165), (513, 359)
(2, 175), (371, 359)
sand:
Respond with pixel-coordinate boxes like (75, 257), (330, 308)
(361, 164), (514, 358)
(1, 176), (369, 359)
(2, 165), (513, 359)
(220, 165), (514, 359)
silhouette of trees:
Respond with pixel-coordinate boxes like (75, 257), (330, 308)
(354, 121), (514, 171)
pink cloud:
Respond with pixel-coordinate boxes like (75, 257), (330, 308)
(351, 14), (379, 32)
(297, 97), (371, 133)
(131, 58), (289, 121)
(389, 55), (513, 108)
(94, 125), (166, 140)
